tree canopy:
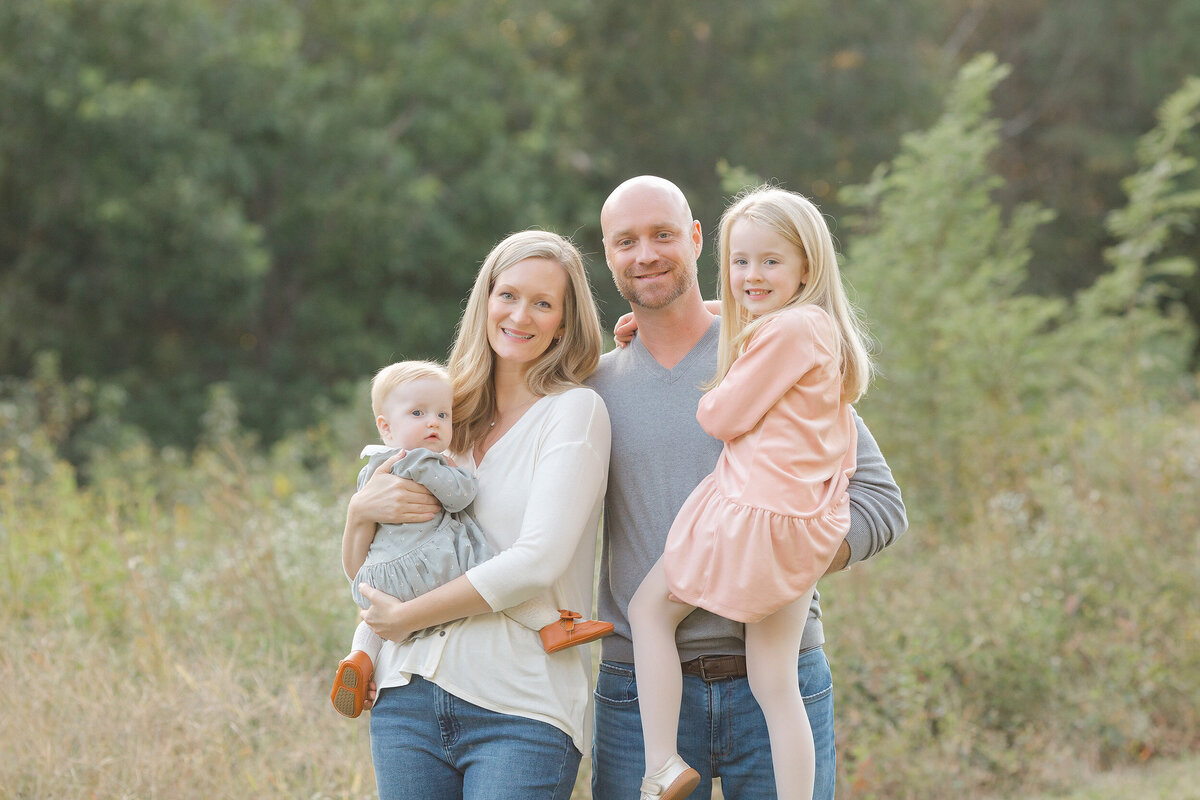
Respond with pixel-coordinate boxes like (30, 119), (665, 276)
(1, 0), (1197, 445)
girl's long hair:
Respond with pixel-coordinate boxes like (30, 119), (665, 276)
(447, 229), (603, 453)
(713, 186), (872, 401)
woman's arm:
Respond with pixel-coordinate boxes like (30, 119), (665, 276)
(357, 578), (491, 643)
(341, 452), (443, 579)
(464, 392), (610, 611)
(357, 391), (611, 640)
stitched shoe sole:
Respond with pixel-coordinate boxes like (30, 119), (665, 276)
(330, 655), (371, 718)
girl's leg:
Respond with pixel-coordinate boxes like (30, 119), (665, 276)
(744, 588), (817, 800)
(628, 557), (697, 773)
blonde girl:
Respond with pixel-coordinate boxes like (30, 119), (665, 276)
(629, 186), (871, 800)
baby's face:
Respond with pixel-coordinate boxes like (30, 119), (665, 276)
(377, 377), (454, 453)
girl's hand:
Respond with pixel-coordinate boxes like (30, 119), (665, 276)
(359, 584), (418, 643)
(613, 312), (638, 348)
(349, 452), (441, 525)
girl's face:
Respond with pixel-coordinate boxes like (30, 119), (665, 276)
(727, 218), (809, 318)
(486, 257), (568, 371)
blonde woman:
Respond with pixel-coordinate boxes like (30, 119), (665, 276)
(344, 230), (611, 799)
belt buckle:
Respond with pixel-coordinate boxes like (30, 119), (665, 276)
(697, 655), (731, 681)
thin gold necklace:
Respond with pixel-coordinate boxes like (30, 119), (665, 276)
(490, 395), (538, 428)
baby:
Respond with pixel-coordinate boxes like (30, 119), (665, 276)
(330, 360), (612, 718)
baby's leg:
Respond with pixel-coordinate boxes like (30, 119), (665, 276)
(745, 588), (817, 800)
(502, 596), (564, 630)
(331, 620), (381, 719)
(505, 596), (616, 654)
(628, 557), (697, 775)
(351, 619), (384, 664)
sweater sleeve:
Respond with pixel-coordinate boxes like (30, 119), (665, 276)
(697, 308), (826, 442)
(844, 408), (909, 566)
(465, 390), (611, 611)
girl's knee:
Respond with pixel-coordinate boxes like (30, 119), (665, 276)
(746, 661), (801, 705)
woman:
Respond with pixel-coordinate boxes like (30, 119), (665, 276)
(343, 229), (610, 799)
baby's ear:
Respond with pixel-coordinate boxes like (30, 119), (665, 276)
(376, 414), (392, 443)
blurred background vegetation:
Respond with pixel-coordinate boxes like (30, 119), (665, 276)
(1, 1), (1198, 797)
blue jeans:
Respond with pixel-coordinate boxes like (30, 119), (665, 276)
(370, 677), (581, 800)
(591, 646), (836, 800)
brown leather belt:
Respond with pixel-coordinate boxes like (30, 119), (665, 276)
(680, 654), (747, 681)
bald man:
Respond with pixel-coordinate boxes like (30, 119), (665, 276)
(587, 176), (909, 800)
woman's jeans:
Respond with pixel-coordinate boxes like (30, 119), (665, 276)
(591, 645), (836, 800)
(370, 677), (581, 800)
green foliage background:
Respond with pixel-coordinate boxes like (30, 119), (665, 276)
(4, 0), (1199, 446)
(2, 1), (1199, 797)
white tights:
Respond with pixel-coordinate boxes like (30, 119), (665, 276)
(628, 557), (816, 800)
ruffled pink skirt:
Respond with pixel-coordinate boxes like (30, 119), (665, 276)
(663, 475), (850, 623)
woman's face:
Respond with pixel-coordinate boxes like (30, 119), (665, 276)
(486, 257), (568, 370)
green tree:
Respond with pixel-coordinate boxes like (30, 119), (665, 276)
(0, 0), (596, 444)
(559, 0), (946, 296)
(844, 54), (1198, 525)
(944, 0), (1200, 302)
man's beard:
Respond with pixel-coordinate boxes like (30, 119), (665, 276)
(613, 266), (695, 310)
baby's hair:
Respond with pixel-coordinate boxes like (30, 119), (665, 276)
(714, 185), (873, 401)
(370, 360), (451, 420)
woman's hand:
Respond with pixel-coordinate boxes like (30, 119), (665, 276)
(613, 312), (638, 348)
(358, 584), (419, 643)
(349, 452), (442, 526)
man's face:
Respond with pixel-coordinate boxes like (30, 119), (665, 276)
(601, 185), (701, 310)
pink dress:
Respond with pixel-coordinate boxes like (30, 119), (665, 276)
(663, 304), (857, 623)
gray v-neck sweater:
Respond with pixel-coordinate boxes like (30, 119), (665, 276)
(588, 319), (908, 663)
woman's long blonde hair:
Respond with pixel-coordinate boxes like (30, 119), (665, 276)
(713, 186), (872, 401)
(447, 229), (603, 453)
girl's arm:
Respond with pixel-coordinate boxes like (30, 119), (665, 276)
(613, 299), (720, 347)
(698, 308), (828, 441)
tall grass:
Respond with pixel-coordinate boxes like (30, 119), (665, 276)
(2, 353), (1197, 799)
(0, 366), (378, 798)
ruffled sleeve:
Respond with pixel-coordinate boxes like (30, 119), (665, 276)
(697, 306), (835, 442)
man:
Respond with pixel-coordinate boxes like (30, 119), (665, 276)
(588, 175), (908, 799)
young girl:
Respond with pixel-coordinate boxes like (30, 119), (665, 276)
(628, 186), (872, 800)
(329, 360), (612, 719)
